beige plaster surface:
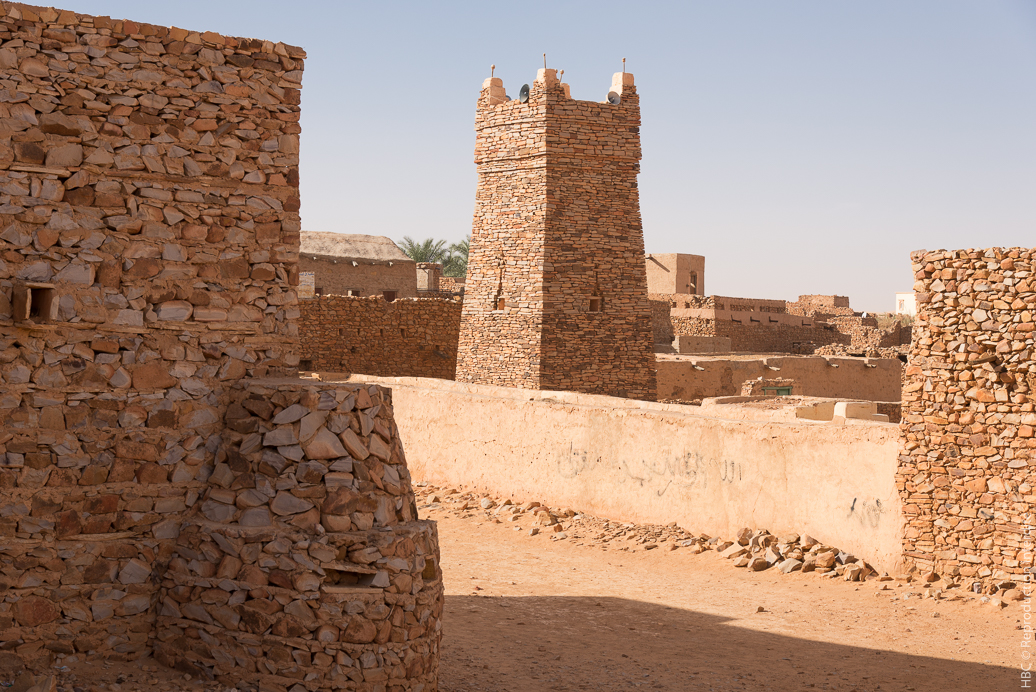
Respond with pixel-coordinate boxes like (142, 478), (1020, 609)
(328, 375), (906, 573)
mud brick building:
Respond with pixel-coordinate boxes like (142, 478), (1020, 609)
(455, 68), (656, 400)
(299, 231), (416, 300)
(645, 252), (704, 296)
(0, 4), (442, 687)
(899, 247), (1036, 583)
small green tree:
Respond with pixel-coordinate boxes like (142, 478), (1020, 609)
(442, 236), (469, 277)
(398, 236), (447, 263)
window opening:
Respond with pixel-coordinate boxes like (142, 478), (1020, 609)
(13, 283), (56, 322)
(382, 290), (397, 302)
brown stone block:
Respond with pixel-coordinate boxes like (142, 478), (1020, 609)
(132, 361), (176, 390)
(24, 453), (52, 470)
(13, 596), (60, 628)
(30, 495), (62, 517)
(341, 616), (377, 644)
(125, 258), (162, 279)
(136, 463), (168, 484)
(116, 440), (158, 462)
(85, 495), (120, 514)
(14, 141), (45, 164)
(55, 510), (82, 538)
(79, 465), (110, 485)
(322, 487), (377, 516)
(97, 260), (122, 289)
(220, 258), (250, 279)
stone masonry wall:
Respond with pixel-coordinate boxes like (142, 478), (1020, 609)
(899, 247), (1036, 584)
(649, 298), (673, 344)
(154, 379), (442, 690)
(299, 295), (461, 380)
(455, 68), (656, 400)
(667, 315), (848, 353)
(0, 2), (303, 666)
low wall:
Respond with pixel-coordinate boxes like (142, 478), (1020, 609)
(334, 376), (905, 573)
(299, 295), (461, 378)
(657, 355), (902, 402)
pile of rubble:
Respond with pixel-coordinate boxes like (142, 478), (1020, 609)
(414, 483), (1027, 609)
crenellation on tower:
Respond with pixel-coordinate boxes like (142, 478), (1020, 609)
(456, 66), (657, 400)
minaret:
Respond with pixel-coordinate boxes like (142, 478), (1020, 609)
(455, 66), (656, 401)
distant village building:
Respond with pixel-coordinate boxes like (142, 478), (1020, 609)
(895, 292), (916, 317)
(299, 232), (416, 300)
(645, 253), (705, 296)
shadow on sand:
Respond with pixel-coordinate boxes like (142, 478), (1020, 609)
(438, 594), (1014, 692)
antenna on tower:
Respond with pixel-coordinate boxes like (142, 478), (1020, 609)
(491, 64), (495, 78)
(622, 57), (626, 73)
(543, 53), (547, 69)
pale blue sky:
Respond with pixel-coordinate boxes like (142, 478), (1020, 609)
(74, 1), (1036, 311)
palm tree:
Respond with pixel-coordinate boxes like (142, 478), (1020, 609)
(398, 236), (447, 263)
(442, 236), (469, 277)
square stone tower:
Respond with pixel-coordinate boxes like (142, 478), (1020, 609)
(456, 67), (657, 400)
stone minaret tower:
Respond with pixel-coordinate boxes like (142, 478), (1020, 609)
(455, 67), (657, 400)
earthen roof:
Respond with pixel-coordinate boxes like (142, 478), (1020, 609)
(300, 232), (412, 262)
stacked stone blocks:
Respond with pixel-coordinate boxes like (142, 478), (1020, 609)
(299, 295), (460, 380)
(0, 4), (443, 687)
(899, 247), (1036, 583)
(155, 379), (442, 690)
(455, 68), (656, 400)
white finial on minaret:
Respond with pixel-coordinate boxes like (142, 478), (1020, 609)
(622, 57), (626, 73)
(491, 64), (495, 78)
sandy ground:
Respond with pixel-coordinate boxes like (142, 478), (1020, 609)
(422, 489), (1021, 692)
(15, 486), (1021, 692)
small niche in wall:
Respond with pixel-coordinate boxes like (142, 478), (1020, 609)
(299, 359), (313, 371)
(13, 283), (57, 322)
(589, 296), (602, 312)
(496, 296), (506, 311)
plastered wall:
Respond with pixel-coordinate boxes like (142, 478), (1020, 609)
(341, 375), (906, 574)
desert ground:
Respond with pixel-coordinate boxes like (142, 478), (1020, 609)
(14, 484), (1019, 692)
(424, 486), (1019, 692)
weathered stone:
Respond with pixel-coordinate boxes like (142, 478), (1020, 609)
(270, 492), (314, 516)
(13, 597), (60, 627)
(302, 427), (348, 460)
(340, 428), (370, 460)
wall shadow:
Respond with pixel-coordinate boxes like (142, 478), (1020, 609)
(438, 594), (1015, 692)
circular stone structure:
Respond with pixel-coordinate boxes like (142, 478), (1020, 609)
(155, 378), (442, 691)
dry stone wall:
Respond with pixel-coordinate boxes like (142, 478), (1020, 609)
(0, 1), (304, 666)
(155, 379), (442, 690)
(899, 247), (1036, 584)
(0, 5), (445, 687)
(455, 68), (656, 401)
(299, 295), (460, 380)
